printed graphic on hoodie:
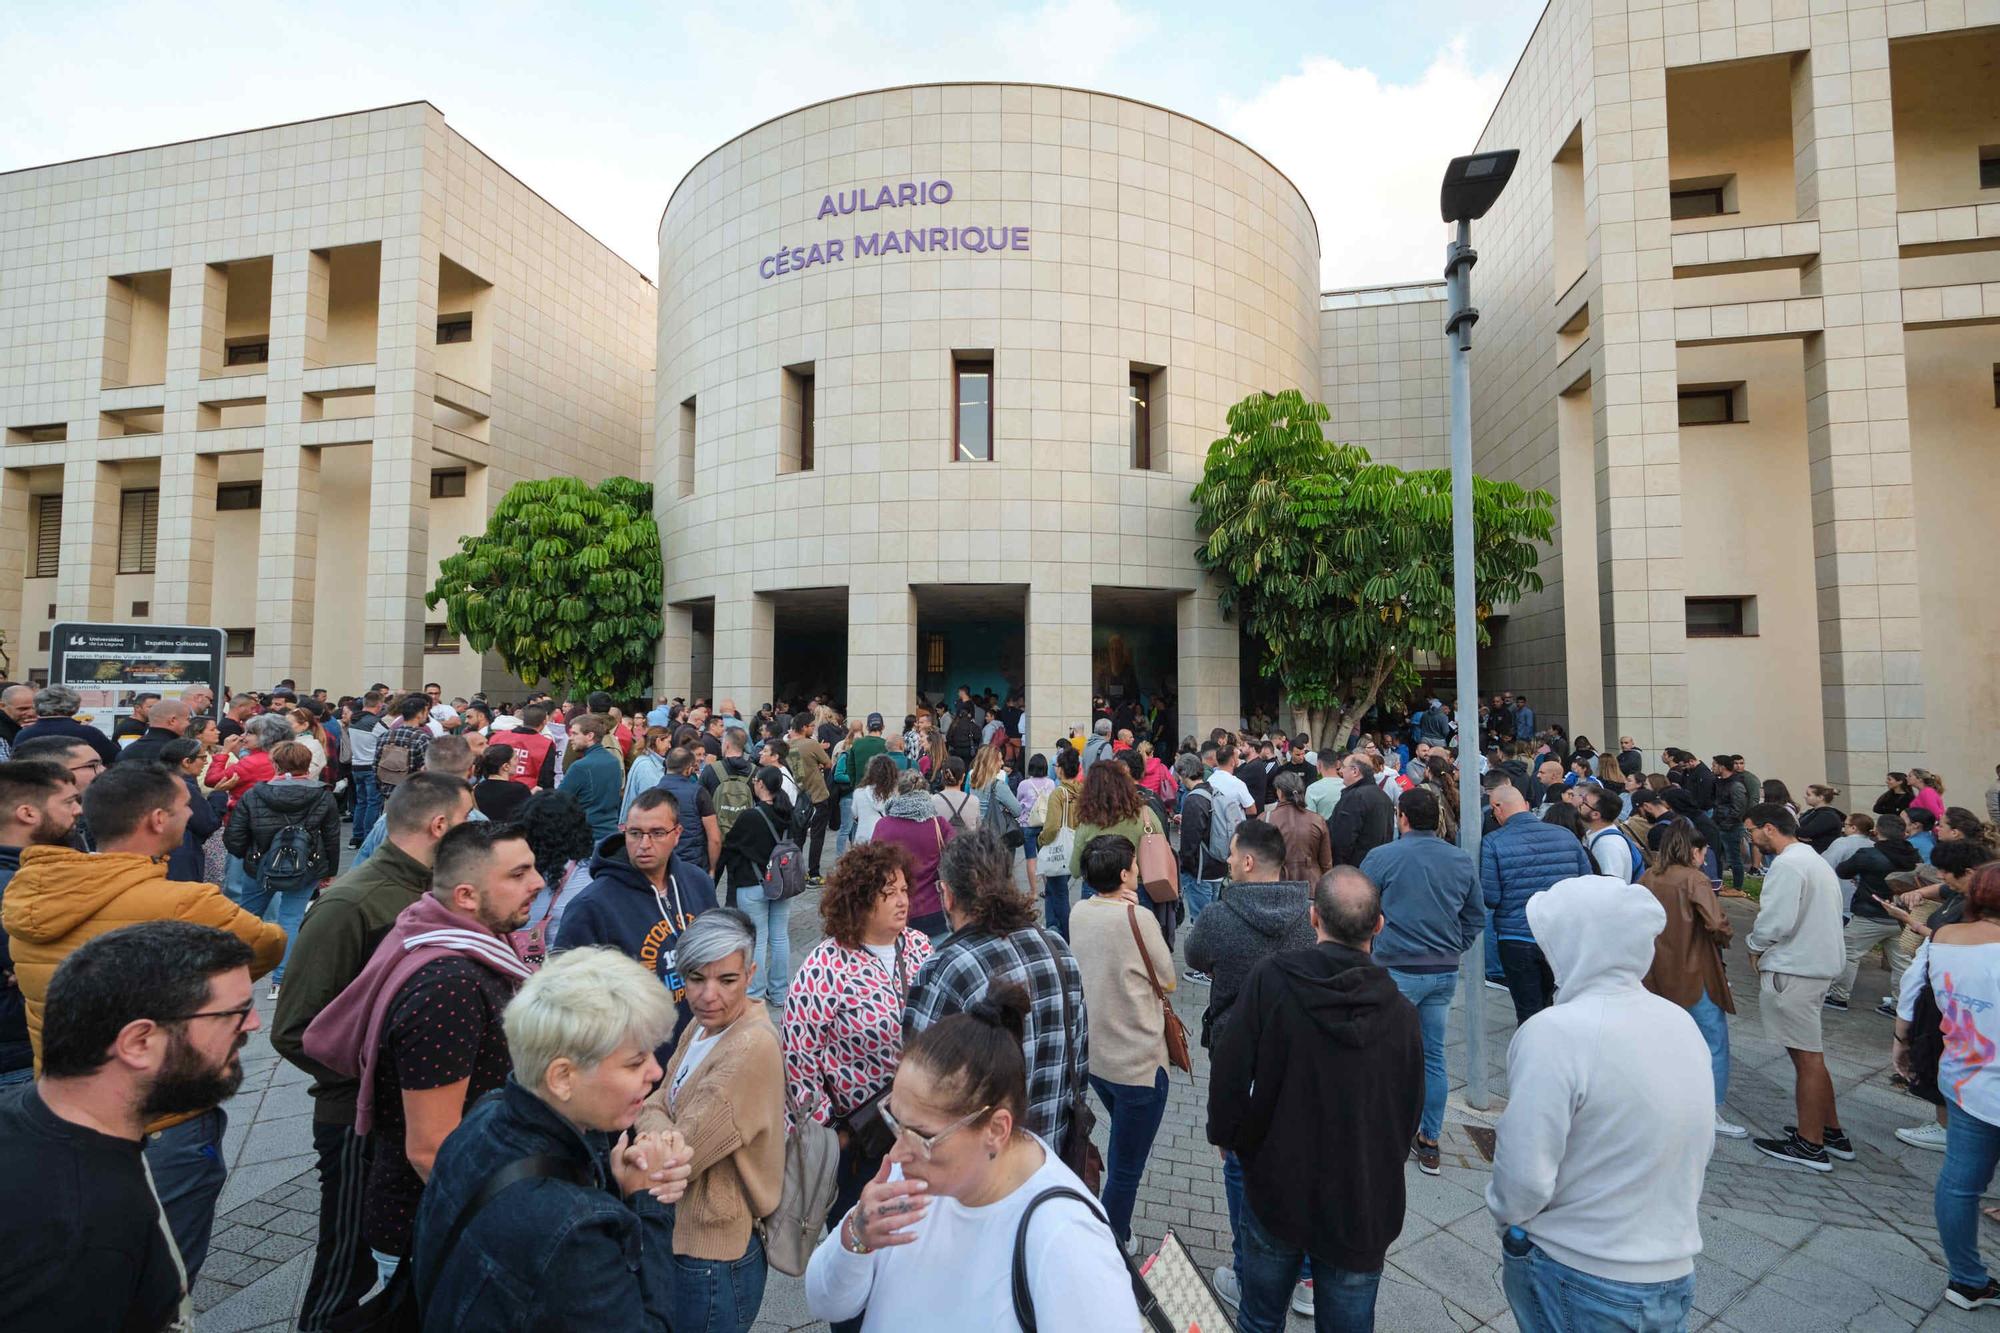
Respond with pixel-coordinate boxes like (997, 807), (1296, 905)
(1939, 970), (1998, 1105)
(641, 912), (692, 1003)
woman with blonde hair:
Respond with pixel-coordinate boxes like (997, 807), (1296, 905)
(1911, 769), (1948, 823)
(290, 706), (331, 780)
(966, 744), (1022, 846)
(1797, 784), (1846, 855)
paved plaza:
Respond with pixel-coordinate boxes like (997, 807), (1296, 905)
(192, 873), (2000, 1332)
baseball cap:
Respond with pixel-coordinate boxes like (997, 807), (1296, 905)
(867, 712), (885, 729)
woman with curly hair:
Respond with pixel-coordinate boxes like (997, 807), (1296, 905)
(517, 789), (597, 959)
(1066, 754), (1173, 941)
(782, 840), (934, 1333)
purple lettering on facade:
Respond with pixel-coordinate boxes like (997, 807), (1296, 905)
(929, 227), (949, 251)
(854, 233), (880, 256)
(897, 182), (918, 206)
(1012, 226), (1029, 251)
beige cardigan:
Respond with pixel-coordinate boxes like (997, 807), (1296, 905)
(1067, 895), (1176, 1086)
(636, 1000), (787, 1260)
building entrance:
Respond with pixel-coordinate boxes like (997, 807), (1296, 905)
(913, 584), (1025, 719)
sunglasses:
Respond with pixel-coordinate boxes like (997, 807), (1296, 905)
(878, 1102), (990, 1162)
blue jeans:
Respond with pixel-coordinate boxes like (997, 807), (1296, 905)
(223, 851), (254, 904)
(1498, 938), (1557, 1023)
(737, 882), (791, 1015)
(1389, 968), (1456, 1140)
(239, 871), (314, 983)
(669, 1226), (767, 1333)
(349, 767), (380, 844)
(1180, 873), (1222, 926)
(146, 1106), (229, 1279)
(1043, 873), (1072, 940)
(1484, 911), (1504, 981)
(836, 795), (854, 856)
(1686, 991), (1730, 1104)
(1716, 822), (1745, 889)
(1236, 1194), (1382, 1333)
(1090, 1067), (1170, 1245)
(1223, 1151), (1305, 1286)
(1501, 1234), (1694, 1331)
(1939, 1101), (2000, 1287)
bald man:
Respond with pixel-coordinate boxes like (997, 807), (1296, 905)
(0, 686), (35, 745)
(120, 699), (191, 767)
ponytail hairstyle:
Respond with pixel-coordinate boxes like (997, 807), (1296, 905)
(900, 982), (1031, 1130)
(937, 829), (1034, 933)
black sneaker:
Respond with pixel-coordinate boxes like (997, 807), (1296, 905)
(1754, 1131), (1833, 1172)
(1948, 1278), (2000, 1310)
(1786, 1124), (1856, 1161)
(1823, 994), (1849, 1011)
(1875, 999), (1898, 1018)
(1411, 1136), (1441, 1176)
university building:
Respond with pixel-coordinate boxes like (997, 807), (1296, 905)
(3, 2), (1996, 784)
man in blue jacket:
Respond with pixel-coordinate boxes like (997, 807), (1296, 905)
(1482, 780), (1591, 1023)
(1360, 787), (1481, 1175)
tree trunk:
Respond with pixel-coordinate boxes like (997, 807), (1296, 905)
(1330, 656), (1398, 754)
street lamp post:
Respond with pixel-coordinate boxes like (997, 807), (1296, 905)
(1440, 149), (1518, 1113)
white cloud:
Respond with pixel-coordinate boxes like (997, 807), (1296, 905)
(1219, 40), (1507, 290)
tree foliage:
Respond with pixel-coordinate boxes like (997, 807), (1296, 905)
(1192, 389), (1554, 750)
(425, 475), (663, 696)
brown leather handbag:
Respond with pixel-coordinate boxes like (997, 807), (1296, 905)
(1136, 810), (1180, 902)
(1128, 905), (1193, 1072)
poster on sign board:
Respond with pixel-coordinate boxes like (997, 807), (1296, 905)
(47, 622), (226, 742)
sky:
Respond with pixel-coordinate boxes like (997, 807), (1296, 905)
(1, 0), (1545, 289)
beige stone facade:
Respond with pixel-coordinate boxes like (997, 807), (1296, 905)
(652, 84), (1321, 740)
(1319, 282), (1451, 471)
(1464, 5), (2000, 790)
(0, 102), (654, 698)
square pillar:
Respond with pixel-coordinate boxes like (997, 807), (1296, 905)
(714, 589), (772, 710)
(1792, 44), (1920, 784)
(0, 468), (28, 662)
(364, 229), (438, 688)
(1177, 586), (1241, 743)
(56, 458), (120, 623)
(1027, 582), (1091, 745)
(847, 583), (916, 721)
(151, 450), (218, 626)
(657, 602), (695, 704)
(255, 444), (320, 684)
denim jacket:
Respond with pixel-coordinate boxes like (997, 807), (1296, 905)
(412, 1077), (676, 1331)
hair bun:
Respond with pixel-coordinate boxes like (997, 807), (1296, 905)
(967, 982), (1031, 1043)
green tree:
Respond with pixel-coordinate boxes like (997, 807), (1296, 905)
(425, 475), (663, 696)
(1192, 389), (1554, 751)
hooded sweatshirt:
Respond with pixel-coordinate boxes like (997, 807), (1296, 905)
(1207, 939), (1421, 1270)
(1, 845), (287, 1125)
(1486, 875), (1714, 1284)
(1182, 879), (1315, 1047)
(550, 833), (717, 1054)
(1837, 836), (1921, 921)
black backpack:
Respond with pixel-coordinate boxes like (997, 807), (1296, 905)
(254, 820), (318, 896)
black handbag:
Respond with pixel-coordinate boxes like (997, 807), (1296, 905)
(1011, 1188), (1174, 1333)
(834, 938), (912, 1159)
(1906, 954), (1948, 1108)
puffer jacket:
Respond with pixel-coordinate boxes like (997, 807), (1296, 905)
(0, 845), (286, 1125)
(1481, 810), (1594, 943)
(1837, 837), (1921, 921)
(222, 776), (341, 881)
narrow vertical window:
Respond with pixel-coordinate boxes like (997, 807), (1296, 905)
(953, 356), (993, 462)
(782, 364), (815, 473)
(677, 396), (696, 498)
(118, 488), (159, 574)
(1130, 371), (1151, 470)
(32, 495), (62, 578)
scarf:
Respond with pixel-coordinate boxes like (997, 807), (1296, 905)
(884, 791), (939, 822)
(301, 892), (532, 1133)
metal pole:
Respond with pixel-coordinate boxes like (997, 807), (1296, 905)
(1444, 217), (1490, 1111)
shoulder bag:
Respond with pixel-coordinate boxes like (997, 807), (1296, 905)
(1127, 906), (1191, 1072)
(1010, 1187), (1174, 1333)
(1906, 947), (1948, 1108)
(835, 941), (911, 1159)
(1135, 809), (1180, 902)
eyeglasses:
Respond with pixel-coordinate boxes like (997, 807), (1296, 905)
(167, 1002), (256, 1033)
(69, 759), (106, 777)
(625, 827), (677, 843)
(877, 1102), (990, 1161)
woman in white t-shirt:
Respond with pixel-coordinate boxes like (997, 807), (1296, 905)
(805, 985), (1140, 1332)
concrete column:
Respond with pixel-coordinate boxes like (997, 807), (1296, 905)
(0, 468), (27, 664)
(364, 229), (437, 688)
(713, 589), (772, 710)
(847, 583), (915, 721)
(657, 602), (695, 704)
(1027, 582), (1091, 741)
(254, 444), (320, 684)
(1792, 43), (1921, 784)
(1177, 586), (1242, 742)
(1584, 57), (1687, 758)
(151, 451), (218, 626)
(56, 459), (120, 622)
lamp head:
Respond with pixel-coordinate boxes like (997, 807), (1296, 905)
(1440, 150), (1520, 223)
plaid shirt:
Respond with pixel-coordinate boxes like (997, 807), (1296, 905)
(904, 924), (1088, 1145)
(379, 723), (431, 776)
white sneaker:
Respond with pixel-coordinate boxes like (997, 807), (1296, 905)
(1896, 1121), (1949, 1151)
(1715, 1110), (1748, 1139)
(1484, 978), (1509, 993)
(1292, 1280), (1314, 1316)
(1212, 1265), (1240, 1310)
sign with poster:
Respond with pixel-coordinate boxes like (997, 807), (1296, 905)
(47, 622), (226, 742)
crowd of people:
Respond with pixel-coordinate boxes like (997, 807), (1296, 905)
(2, 672), (1999, 1331)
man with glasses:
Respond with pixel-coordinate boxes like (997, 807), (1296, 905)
(0, 920), (259, 1332)
(1, 762), (285, 1280)
(554, 787), (719, 1055)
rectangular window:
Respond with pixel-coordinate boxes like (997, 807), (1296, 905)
(36, 632), (50, 653)
(224, 338), (269, 367)
(424, 623), (460, 654)
(131, 600), (149, 617)
(32, 495), (62, 577)
(924, 632), (947, 675)
(437, 315), (473, 345)
(677, 396), (696, 498)
(954, 357), (993, 462)
(118, 488), (159, 575)
(1686, 596), (1753, 638)
(216, 481), (262, 511)
(1129, 367), (1161, 470)
(1669, 187), (1728, 220)
(781, 365), (815, 473)
(1982, 147), (2000, 191)
(429, 468), (467, 499)
(6, 423), (67, 444)
(1677, 384), (1746, 427)
(225, 628), (255, 658)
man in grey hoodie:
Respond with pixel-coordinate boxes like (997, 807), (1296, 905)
(1183, 815), (1315, 1313)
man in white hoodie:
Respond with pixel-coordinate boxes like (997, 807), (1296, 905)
(1487, 875), (1714, 1331)
(1743, 801), (1850, 1171)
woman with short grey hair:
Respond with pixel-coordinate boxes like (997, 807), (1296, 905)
(411, 947), (694, 1331)
(638, 906), (785, 1333)
(32, 684), (81, 716)
(206, 708), (295, 899)
(12, 682), (121, 767)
